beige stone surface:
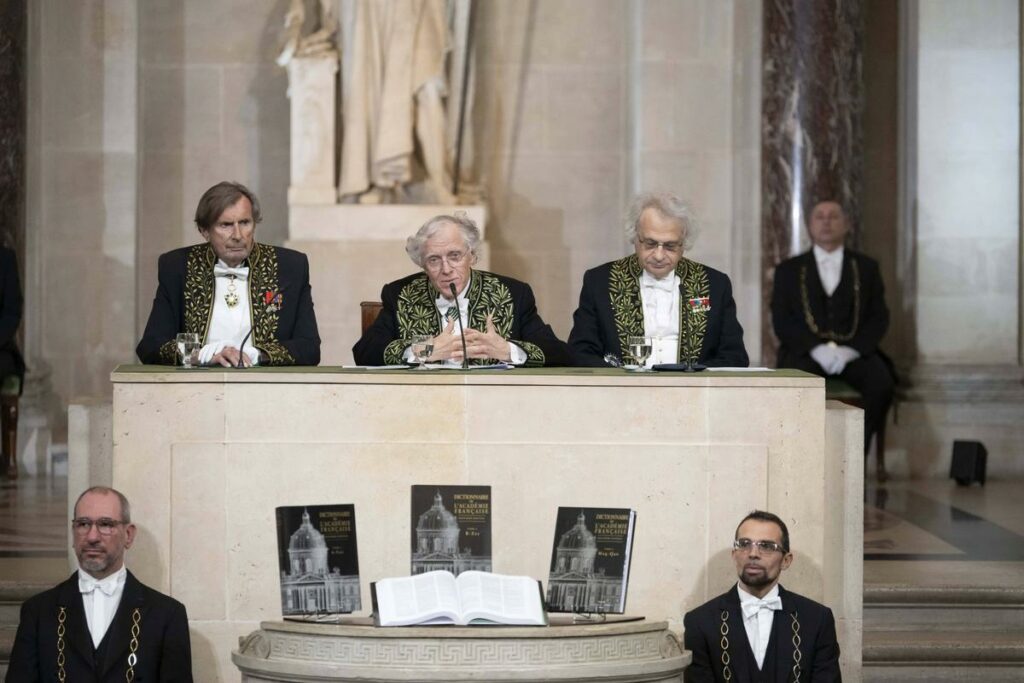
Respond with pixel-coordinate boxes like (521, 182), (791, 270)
(112, 367), (860, 680)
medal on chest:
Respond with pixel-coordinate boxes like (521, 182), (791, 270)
(225, 275), (240, 308)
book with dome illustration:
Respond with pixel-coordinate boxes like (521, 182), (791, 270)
(410, 485), (492, 577)
(275, 504), (362, 617)
(546, 507), (637, 614)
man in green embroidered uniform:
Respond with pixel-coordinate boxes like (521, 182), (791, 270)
(136, 181), (320, 366)
(771, 200), (894, 457)
(682, 511), (842, 682)
(353, 213), (569, 367)
(568, 192), (749, 368)
(7, 487), (193, 681)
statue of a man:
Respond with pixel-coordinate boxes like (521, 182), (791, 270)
(277, 0), (338, 67)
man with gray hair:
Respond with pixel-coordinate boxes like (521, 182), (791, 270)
(7, 486), (193, 681)
(353, 213), (569, 366)
(568, 192), (748, 368)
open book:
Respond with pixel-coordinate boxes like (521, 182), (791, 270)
(372, 570), (547, 626)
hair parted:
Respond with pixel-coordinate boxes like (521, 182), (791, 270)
(74, 486), (132, 524)
(625, 192), (699, 250)
(735, 510), (790, 553)
(194, 181), (263, 231)
(405, 212), (482, 267)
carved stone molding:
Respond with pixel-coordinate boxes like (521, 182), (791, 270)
(233, 618), (688, 682)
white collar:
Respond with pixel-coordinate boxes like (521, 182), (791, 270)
(78, 565), (127, 591)
(813, 244), (844, 264)
(435, 274), (472, 308)
(737, 582), (780, 605)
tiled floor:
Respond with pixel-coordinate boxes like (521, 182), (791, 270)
(0, 475), (69, 582)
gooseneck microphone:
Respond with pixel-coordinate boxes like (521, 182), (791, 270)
(236, 328), (253, 369)
(450, 283), (469, 369)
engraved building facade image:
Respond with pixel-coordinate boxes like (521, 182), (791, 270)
(547, 511), (624, 613)
(280, 509), (361, 615)
(412, 491), (491, 575)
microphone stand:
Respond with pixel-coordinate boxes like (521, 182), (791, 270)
(679, 282), (706, 373)
(450, 283), (469, 369)
(236, 328), (254, 369)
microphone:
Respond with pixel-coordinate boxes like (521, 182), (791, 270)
(679, 282), (705, 373)
(236, 328), (253, 369)
(450, 283), (469, 369)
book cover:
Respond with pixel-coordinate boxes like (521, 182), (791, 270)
(275, 504), (361, 616)
(410, 485), (492, 576)
(546, 507), (637, 614)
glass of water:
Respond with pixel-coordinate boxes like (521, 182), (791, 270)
(626, 335), (653, 372)
(176, 333), (200, 369)
(410, 334), (434, 369)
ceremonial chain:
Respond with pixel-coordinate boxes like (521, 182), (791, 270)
(57, 606), (67, 682)
(799, 260), (860, 342)
(718, 609), (803, 682)
(55, 605), (142, 681)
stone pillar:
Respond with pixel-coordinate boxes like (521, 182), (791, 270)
(287, 54), (339, 205)
(761, 0), (865, 363)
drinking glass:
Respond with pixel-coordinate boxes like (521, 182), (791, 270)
(626, 335), (653, 372)
(176, 333), (200, 369)
(410, 334), (434, 369)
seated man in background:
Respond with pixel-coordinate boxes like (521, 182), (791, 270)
(7, 487), (193, 682)
(353, 213), (569, 367)
(137, 181), (320, 366)
(568, 192), (748, 368)
(683, 510), (842, 682)
(771, 199), (894, 455)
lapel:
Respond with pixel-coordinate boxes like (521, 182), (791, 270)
(717, 587), (756, 683)
(99, 570), (147, 679)
(184, 243), (216, 342)
(830, 250), (854, 310)
(247, 242), (284, 350)
(466, 271), (515, 339)
(57, 573), (95, 668)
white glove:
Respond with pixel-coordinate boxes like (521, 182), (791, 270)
(198, 340), (229, 365)
(831, 345), (860, 375)
(809, 344), (839, 375)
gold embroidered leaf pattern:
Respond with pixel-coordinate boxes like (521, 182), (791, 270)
(677, 258), (710, 363)
(184, 244), (215, 341)
(248, 243), (294, 365)
(609, 256), (646, 357)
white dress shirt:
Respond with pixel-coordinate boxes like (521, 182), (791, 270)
(403, 277), (527, 365)
(638, 270), (680, 366)
(737, 583), (782, 669)
(79, 566), (127, 648)
(201, 261), (259, 365)
(813, 244), (844, 297)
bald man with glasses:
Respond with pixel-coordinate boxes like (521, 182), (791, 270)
(568, 192), (749, 369)
(7, 486), (193, 682)
(353, 213), (570, 367)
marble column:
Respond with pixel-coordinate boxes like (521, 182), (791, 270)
(761, 0), (865, 363)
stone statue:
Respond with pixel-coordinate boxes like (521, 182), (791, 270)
(276, 0), (338, 67)
(338, 0), (469, 205)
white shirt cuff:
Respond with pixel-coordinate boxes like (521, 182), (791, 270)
(508, 342), (527, 365)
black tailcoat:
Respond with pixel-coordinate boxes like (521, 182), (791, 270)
(136, 242), (320, 366)
(568, 255), (748, 367)
(6, 571), (194, 682)
(683, 584), (841, 683)
(353, 270), (570, 367)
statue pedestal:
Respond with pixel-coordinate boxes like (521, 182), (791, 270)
(286, 204), (487, 365)
(233, 617), (688, 682)
(287, 54), (339, 205)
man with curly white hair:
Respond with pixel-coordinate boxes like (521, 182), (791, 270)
(353, 213), (569, 367)
(569, 192), (749, 368)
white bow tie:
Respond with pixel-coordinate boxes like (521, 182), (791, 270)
(641, 273), (676, 293)
(79, 575), (117, 597)
(742, 595), (782, 620)
(213, 264), (249, 281)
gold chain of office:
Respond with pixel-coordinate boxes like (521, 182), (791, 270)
(56, 605), (142, 682)
(718, 609), (803, 682)
(798, 259), (861, 342)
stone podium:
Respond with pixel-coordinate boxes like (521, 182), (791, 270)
(109, 366), (863, 681)
(232, 618), (688, 682)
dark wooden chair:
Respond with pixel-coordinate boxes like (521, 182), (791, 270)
(825, 377), (887, 482)
(360, 301), (383, 334)
(1, 375), (20, 479)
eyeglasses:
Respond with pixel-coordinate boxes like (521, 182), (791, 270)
(637, 237), (683, 254)
(733, 538), (786, 554)
(72, 518), (128, 536)
(424, 250), (468, 271)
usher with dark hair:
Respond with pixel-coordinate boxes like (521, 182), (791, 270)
(137, 180), (320, 367)
(683, 510), (841, 682)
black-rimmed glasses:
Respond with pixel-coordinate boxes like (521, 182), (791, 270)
(72, 518), (127, 536)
